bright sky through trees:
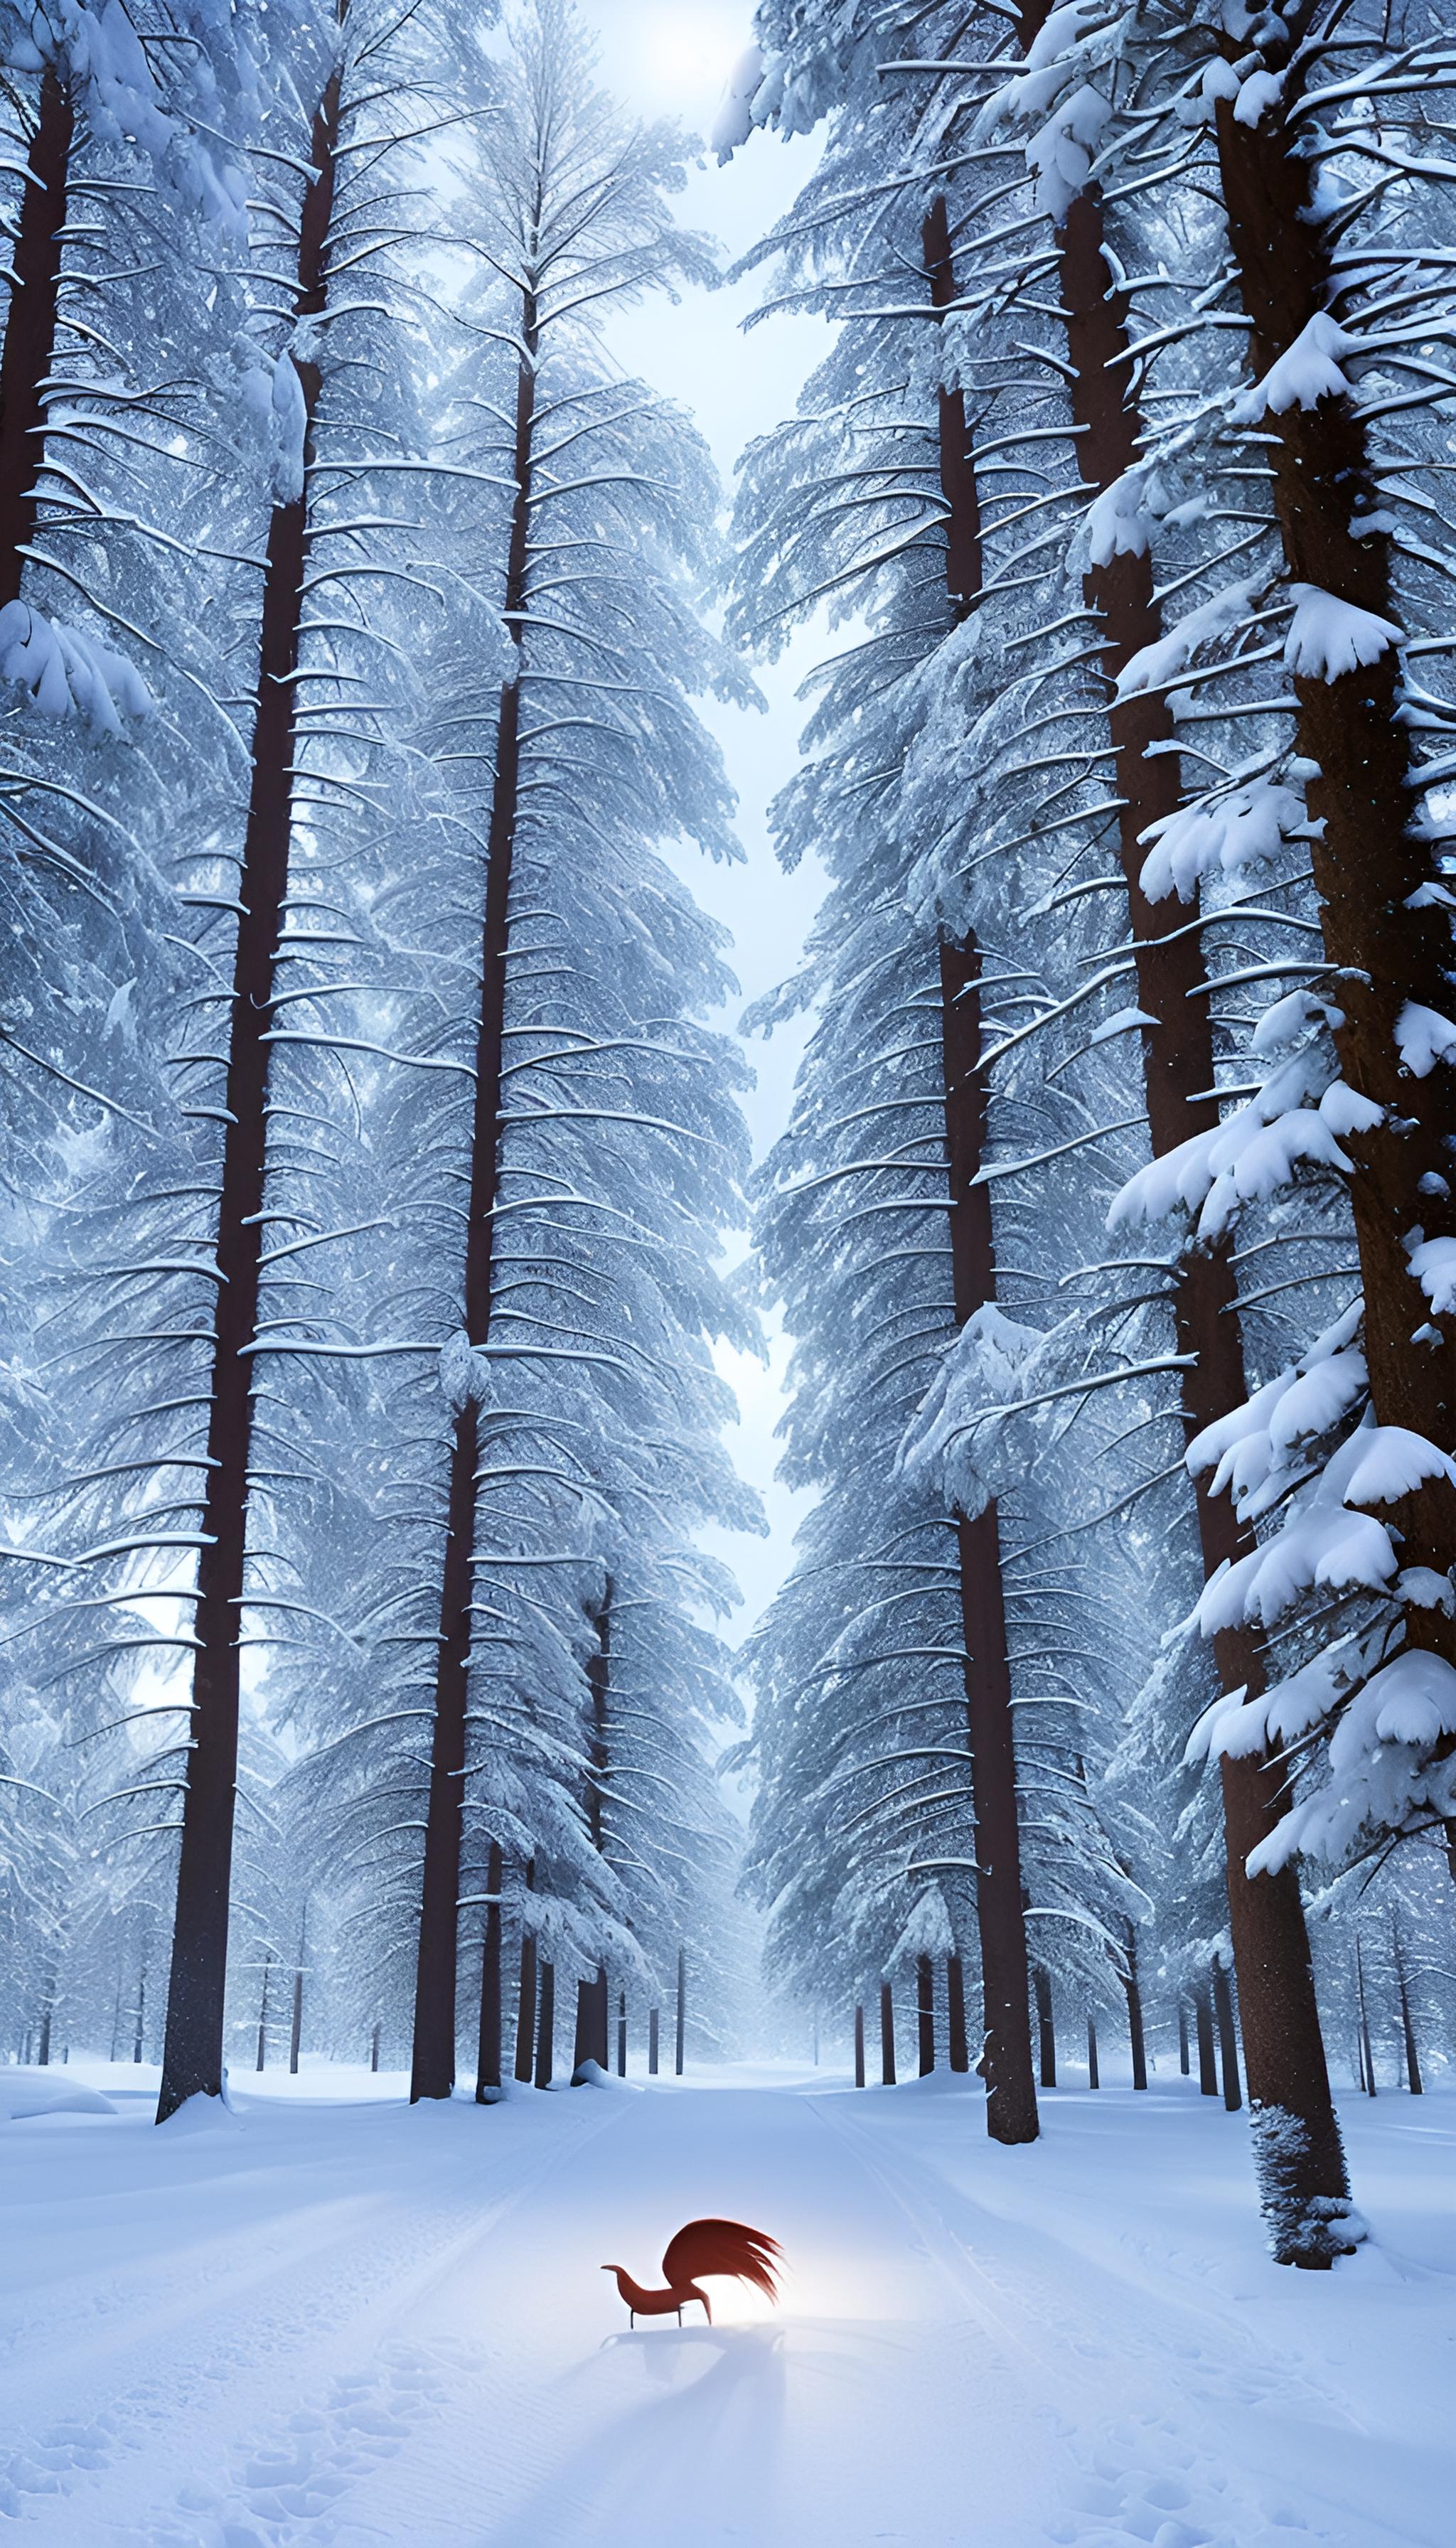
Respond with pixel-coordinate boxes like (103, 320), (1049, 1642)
(577, 0), (828, 1639)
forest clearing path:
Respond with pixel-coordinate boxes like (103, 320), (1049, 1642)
(1, 2067), (1451, 2546)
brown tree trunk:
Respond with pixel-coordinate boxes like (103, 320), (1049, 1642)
(1393, 1927), (1423, 2095)
(1194, 1982), (1219, 2097)
(1398, 1977), (1422, 2097)
(156, 70), (342, 2126)
(1034, 1966), (1056, 2088)
(1214, 1966), (1249, 2109)
(513, 1861), (536, 2085)
(1355, 1939), (1376, 2098)
(879, 1978), (896, 2086)
(1125, 1930), (1148, 2091)
(943, 945), (1040, 2145)
(917, 1952), (935, 2076)
(947, 1956), (969, 2074)
(573, 1593), (613, 2081)
(1212, 1957), (1243, 2112)
(410, 252), (542, 2099)
(987, 4), (1354, 2257)
(587, 1588), (611, 1851)
(1212, 65), (1456, 1704)
(535, 1961), (555, 2088)
(0, 70), (71, 606)
(476, 1838), (503, 2102)
(924, 196), (1039, 2151)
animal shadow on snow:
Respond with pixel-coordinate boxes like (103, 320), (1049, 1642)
(476, 2323), (788, 2548)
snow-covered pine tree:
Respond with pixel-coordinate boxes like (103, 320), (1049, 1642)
(732, 0), (1364, 2261)
(151, 0), (471, 2124)
(1088, 1), (1456, 1971)
(1138, 6), (1456, 1866)
(0, 6), (323, 2102)
(387, 0), (755, 2099)
(732, 23), (1140, 2136)
(218, 0), (756, 2102)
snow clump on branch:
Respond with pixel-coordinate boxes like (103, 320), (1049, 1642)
(0, 599), (150, 730)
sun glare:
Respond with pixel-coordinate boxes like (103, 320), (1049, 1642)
(627, 4), (742, 109)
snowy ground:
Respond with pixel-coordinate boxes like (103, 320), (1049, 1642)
(2, 2062), (1452, 2547)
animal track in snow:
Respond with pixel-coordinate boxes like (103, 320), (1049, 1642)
(132, 2336), (477, 2545)
(0, 2415), (119, 2518)
(1046, 2413), (1339, 2548)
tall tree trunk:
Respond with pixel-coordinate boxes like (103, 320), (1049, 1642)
(0, 69), (71, 606)
(586, 1589), (611, 1848)
(995, 0), (1353, 2259)
(410, 245), (544, 2099)
(1086, 2014), (1099, 2090)
(1355, 1939), (1376, 2097)
(133, 1959), (146, 2065)
(1213, 55), (1456, 1756)
(1398, 1978), (1422, 2097)
(535, 1960), (555, 2089)
(917, 1952), (935, 2076)
(476, 1838), (503, 2102)
(1194, 1982), (1219, 2097)
(675, 1945), (685, 2076)
(879, 1979), (896, 2086)
(370, 2019), (381, 2074)
(573, 1976), (593, 2077)
(574, 1594), (613, 2082)
(854, 2001), (866, 2087)
(156, 68), (343, 2125)
(255, 1953), (272, 2072)
(1125, 1931), (1148, 2092)
(1178, 2001), (1190, 2077)
(1393, 1927), (1423, 2095)
(289, 1907), (306, 2077)
(1212, 1957), (1242, 2112)
(649, 2006), (659, 2076)
(1034, 1967), (1056, 2088)
(617, 1990), (626, 2079)
(513, 1860), (536, 2086)
(947, 1956), (969, 2075)
(925, 196), (1039, 2150)
(514, 1929), (537, 2085)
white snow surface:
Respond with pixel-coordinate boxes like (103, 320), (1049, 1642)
(1, 2062), (1454, 2546)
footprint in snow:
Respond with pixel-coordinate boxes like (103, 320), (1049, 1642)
(1045, 2414), (1335, 2548)
(136, 2339), (478, 2546)
(0, 2414), (119, 2517)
